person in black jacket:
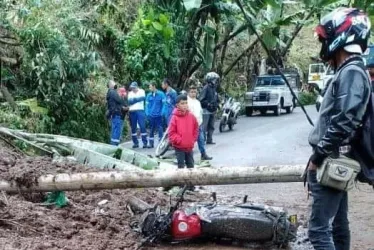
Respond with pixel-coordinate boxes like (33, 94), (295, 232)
(307, 8), (371, 250)
(106, 80), (128, 146)
(198, 72), (220, 144)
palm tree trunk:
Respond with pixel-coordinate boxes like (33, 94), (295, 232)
(0, 165), (305, 193)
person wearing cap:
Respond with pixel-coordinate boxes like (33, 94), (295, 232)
(145, 83), (166, 148)
(307, 8), (371, 249)
(128, 81), (148, 148)
(106, 80), (127, 146)
(161, 78), (177, 126)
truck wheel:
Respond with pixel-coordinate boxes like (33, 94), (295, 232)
(286, 104), (294, 114)
(274, 104), (281, 116)
(245, 107), (253, 117)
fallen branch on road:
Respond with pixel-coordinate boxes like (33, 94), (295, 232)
(0, 165), (305, 193)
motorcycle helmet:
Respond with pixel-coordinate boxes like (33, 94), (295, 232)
(204, 72), (220, 86)
(315, 7), (371, 61)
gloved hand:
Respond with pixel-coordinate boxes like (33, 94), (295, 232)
(308, 160), (318, 171)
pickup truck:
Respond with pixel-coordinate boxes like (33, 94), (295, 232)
(244, 73), (299, 116)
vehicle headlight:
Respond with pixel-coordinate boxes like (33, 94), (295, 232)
(270, 93), (278, 99)
(245, 92), (254, 100)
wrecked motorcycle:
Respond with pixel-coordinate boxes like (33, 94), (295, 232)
(132, 188), (297, 248)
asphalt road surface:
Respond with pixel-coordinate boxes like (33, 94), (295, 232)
(124, 105), (374, 250)
(204, 106), (317, 167)
(124, 105), (318, 165)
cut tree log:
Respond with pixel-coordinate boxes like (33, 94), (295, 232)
(0, 165), (305, 193)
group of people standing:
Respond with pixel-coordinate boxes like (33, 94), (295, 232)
(105, 72), (221, 162)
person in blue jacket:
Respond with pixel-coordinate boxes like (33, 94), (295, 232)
(106, 80), (127, 146)
(161, 78), (177, 126)
(128, 81), (148, 148)
(145, 83), (166, 148)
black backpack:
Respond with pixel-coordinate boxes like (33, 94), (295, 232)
(348, 59), (374, 185)
(353, 90), (374, 185)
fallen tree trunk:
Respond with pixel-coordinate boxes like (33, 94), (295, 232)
(0, 165), (305, 193)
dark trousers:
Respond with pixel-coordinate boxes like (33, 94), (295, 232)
(307, 170), (350, 250)
(202, 113), (215, 143)
(175, 149), (194, 168)
(148, 116), (163, 146)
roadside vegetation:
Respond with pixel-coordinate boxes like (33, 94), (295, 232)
(0, 0), (373, 142)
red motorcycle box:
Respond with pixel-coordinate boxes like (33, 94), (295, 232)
(171, 210), (201, 240)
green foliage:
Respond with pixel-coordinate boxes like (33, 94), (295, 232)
(298, 91), (317, 106)
(0, 0), (349, 144)
(44, 191), (68, 208)
(124, 7), (179, 83)
(3, 0), (109, 142)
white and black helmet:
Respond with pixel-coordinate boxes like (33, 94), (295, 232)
(204, 72), (220, 86)
(315, 7), (371, 61)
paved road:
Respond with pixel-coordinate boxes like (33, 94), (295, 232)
(125, 105), (374, 249)
(124, 105), (318, 167)
(206, 105), (318, 167)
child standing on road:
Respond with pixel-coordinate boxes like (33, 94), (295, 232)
(168, 94), (199, 169)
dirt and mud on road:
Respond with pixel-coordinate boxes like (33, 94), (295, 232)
(0, 142), (373, 250)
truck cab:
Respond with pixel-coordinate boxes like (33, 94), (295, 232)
(308, 63), (326, 91)
(244, 73), (298, 116)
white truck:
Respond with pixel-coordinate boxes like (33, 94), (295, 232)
(307, 63), (327, 91)
(244, 71), (300, 116)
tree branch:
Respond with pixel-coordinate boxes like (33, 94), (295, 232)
(0, 56), (18, 65)
(189, 60), (203, 76)
(0, 38), (21, 46)
(223, 38), (259, 77)
(280, 9), (315, 57)
(214, 24), (248, 52)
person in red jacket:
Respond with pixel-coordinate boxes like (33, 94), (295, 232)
(168, 94), (199, 169)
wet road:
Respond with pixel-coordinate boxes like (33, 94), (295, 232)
(205, 105), (317, 167)
(124, 105), (374, 249)
(124, 105), (318, 166)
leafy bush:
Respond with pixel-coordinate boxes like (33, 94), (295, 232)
(298, 91), (317, 106)
(3, 0), (110, 142)
(123, 7), (179, 84)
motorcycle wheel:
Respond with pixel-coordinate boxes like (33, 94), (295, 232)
(155, 132), (170, 157)
(219, 119), (226, 133)
(228, 123), (233, 130)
